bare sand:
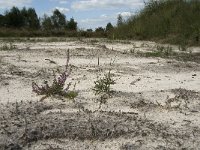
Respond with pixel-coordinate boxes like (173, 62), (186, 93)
(0, 38), (200, 149)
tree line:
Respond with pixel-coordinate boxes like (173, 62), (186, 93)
(0, 7), (77, 31)
(2, 0), (200, 46)
(0, 6), (117, 37)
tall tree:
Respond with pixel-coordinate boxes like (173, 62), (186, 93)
(5, 7), (24, 28)
(0, 14), (5, 27)
(106, 22), (114, 32)
(51, 9), (66, 30)
(27, 8), (40, 29)
(66, 18), (77, 31)
(21, 7), (28, 27)
(41, 14), (53, 30)
(117, 14), (123, 27)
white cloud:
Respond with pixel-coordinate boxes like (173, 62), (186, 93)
(72, 0), (144, 11)
(101, 14), (108, 18)
(44, 7), (69, 16)
(50, 0), (68, 4)
(79, 11), (135, 29)
(0, 0), (32, 9)
(80, 13), (115, 29)
(119, 11), (133, 17)
(59, 1), (68, 4)
(54, 7), (70, 13)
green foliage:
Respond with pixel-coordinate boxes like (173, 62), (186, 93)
(20, 7), (40, 29)
(0, 7), (78, 35)
(41, 15), (54, 31)
(94, 27), (106, 37)
(26, 8), (40, 29)
(117, 14), (123, 27)
(5, 7), (24, 28)
(41, 9), (67, 31)
(86, 29), (93, 32)
(93, 71), (115, 95)
(65, 91), (78, 100)
(113, 0), (200, 45)
(3, 7), (40, 29)
(0, 15), (5, 27)
(51, 9), (67, 30)
(95, 27), (105, 33)
(106, 22), (114, 32)
(66, 18), (78, 31)
(41, 11), (77, 31)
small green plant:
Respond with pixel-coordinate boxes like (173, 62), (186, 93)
(65, 91), (78, 99)
(93, 71), (115, 95)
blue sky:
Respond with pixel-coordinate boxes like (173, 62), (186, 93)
(0, 0), (146, 29)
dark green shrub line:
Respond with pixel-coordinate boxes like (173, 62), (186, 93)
(112, 0), (200, 46)
(0, 7), (77, 32)
(1, 0), (200, 47)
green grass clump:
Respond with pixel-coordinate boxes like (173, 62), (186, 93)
(65, 91), (78, 100)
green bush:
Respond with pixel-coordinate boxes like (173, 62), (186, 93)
(93, 71), (115, 95)
(113, 0), (200, 46)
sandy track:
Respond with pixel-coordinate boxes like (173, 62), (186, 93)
(0, 38), (200, 149)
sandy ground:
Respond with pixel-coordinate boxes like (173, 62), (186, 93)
(0, 38), (200, 150)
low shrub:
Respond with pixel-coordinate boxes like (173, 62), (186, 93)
(32, 50), (78, 100)
(93, 71), (115, 95)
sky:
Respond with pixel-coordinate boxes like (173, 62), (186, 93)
(0, 0), (146, 30)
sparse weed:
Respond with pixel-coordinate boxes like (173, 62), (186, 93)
(92, 70), (116, 109)
(158, 45), (173, 56)
(32, 49), (78, 100)
(130, 43), (136, 53)
(93, 71), (115, 95)
(90, 39), (99, 44)
(130, 48), (135, 54)
(0, 43), (16, 51)
(156, 45), (165, 51)
(144, 45), (173, 57)
(141, 43), (149, 47)
(118, 40), (131, 44)
(179, 43), (188, 51)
